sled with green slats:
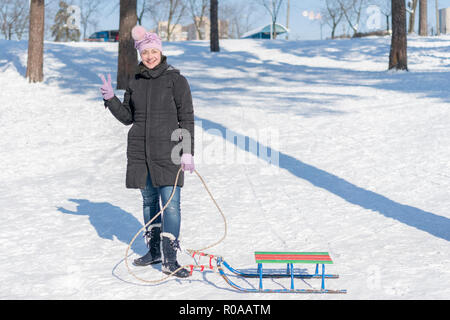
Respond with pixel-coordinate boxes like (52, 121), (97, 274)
(216, 251), (346, 294)
(254, 251), (334, 264)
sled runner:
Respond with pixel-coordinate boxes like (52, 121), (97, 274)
(215, 251), (347, 294)
(126, 168), (347, 294)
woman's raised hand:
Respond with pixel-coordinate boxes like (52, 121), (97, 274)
(99, 73), (114, 100)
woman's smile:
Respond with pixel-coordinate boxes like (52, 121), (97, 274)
(141, 48), (162, 69)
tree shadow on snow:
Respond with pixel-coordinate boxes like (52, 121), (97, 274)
(197, 115), (450, 242)
(2, 37), (449, 107)
(0, 40), (27, 76)
(167, 39), (450, 106)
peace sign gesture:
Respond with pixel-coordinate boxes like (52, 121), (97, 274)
(99, 73), (114, 100)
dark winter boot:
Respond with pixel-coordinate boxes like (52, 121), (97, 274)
(133, 225), (162, 266)
(161, 234), (190, 278)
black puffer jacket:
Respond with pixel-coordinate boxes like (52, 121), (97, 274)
(105, 56), (194, 189)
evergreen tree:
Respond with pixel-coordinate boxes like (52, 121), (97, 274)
(51, 1), (80, 42)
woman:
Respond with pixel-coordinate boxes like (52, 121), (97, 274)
(99, 26), (195, 278)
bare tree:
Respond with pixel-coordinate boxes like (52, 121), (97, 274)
(210, 0), (219, 51)
(187, 0), (209, 40)
(257, 0), (284, 39)
(146, 0), (186, 41)
(389, 0), (408, 70)
(337, 0), (367, 36)
(42, 0), (60, 40)
(221, 1), (256, 38)
(117, 0), (138, 90)
(78, 0), (106, 40)
(0, 0), (29, 40)
(375, 0), (391, 31)
(418, 0), (427, 35)
(322, 0), (344, 39)
(137, 0), (148, 25)
(14, 6), (29, 40)
(26, 0), (45, 82)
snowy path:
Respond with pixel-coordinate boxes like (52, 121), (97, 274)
(0, 36), (449, 299)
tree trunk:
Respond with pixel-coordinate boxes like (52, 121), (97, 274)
(26, 0), (45, 83)
(210, 0), (219, 52)
(408, 0), (418, 33)
(389, 0), (408, 71)
(286, 0), (290, 40)
(435, 0), (440, 35)
(117, 0), (138, 90)
(419, 0), (428, 35)
(272, 21), (277, 39)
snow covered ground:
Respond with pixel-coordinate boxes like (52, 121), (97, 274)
(0, 35), (449, 300)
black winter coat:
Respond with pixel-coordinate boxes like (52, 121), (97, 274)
(105, 56), (194, 189)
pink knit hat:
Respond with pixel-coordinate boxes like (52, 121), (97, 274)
(131, 26), (162, 54)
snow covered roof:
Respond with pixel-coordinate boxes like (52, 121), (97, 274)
(241, 23), (289, 39)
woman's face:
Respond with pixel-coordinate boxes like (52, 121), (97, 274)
(141, 48), (162, 69)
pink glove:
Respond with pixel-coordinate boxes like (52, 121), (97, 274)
(99, 74), (114, 100)
(181, 154), (195, 173)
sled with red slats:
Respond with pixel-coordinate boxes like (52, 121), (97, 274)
(216, 251), (347, 293)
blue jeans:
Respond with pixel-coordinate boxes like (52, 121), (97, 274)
(140, 171), (181, 239)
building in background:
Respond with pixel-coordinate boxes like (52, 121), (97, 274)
(157, 22), (187, 41)
(184, 17), (229, 40)
(157, 17), (229, 41)
(185, 16), (210, 40)
(439, 8), (450, 34)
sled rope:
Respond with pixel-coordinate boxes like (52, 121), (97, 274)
(124, 168), (227, 284)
